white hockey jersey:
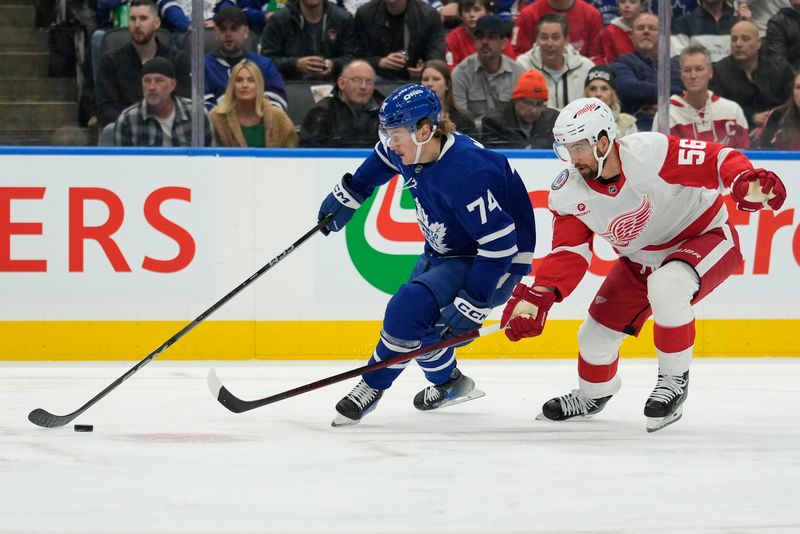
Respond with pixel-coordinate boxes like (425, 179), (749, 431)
(653, 91), (750, 149)
(536, 132), (753, 300)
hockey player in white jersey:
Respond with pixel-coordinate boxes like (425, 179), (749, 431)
(501, 97), (788, 432)
(317, 85), (537, 426)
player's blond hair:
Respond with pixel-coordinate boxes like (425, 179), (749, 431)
(418, 117), (457, 138)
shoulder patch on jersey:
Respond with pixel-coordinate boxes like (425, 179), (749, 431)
(551, 169), (569, 190)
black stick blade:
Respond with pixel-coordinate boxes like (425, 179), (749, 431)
(28, 408), (74, 428)
(207, 369), (255, 414)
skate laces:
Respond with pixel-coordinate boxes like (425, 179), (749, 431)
(650, 374), (686, 403)
(558, 390), (598, 416)
(423, 385), (445, 404)
(347, 380), (379, 408)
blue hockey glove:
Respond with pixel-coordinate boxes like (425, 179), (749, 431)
(318, 173), (365, 235)
(434, 290), (492, 342)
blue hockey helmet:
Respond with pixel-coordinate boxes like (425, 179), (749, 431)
(379, 84), (442, 131)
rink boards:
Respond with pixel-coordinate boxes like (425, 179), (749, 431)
(0, 147), (798, 360)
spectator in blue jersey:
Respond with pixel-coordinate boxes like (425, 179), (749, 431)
(316, 84), (537, 426)
(299, 59), (383, 146)
(205, 6), (287, 110)
(355, 0), (446, 81)
(115, 57), (215, 146)
(588, 0), (620, 26)
(157, 0), (218, 33)
(612, 12), (683, 131)
(260, 0), (361, 81)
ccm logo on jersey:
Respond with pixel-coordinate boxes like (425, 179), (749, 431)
(552, 169), (569, 190)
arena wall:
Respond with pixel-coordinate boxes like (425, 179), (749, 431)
(1, 147), (797, 360)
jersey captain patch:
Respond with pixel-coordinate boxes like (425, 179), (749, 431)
(551, 169), (569, 190)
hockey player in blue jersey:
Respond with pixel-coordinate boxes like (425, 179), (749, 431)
(317, 84), (537, 426)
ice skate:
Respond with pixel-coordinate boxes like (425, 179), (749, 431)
(413, 368), (485, 411)
(645, 371), (689, 433)
(331, 379), (383, 427)
(536, 389), (612, 421)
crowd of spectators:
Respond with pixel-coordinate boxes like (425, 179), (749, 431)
(36, 0), (800, 148)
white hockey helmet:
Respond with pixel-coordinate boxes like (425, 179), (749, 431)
(552, 97), (617, 155)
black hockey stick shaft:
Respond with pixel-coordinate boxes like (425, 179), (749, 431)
(28, 215), (333, 428)
(208, 323), (502, 413)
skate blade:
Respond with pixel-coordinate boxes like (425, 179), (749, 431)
(646, 408), (683, 433)
(436, 388), (486, 409)
(534, 411), (600, 422)
(331, 414), (361, 427)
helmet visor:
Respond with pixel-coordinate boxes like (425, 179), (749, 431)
(379, 125), (416, 150)
(552, 139), (595, 163)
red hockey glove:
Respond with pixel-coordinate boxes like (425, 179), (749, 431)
(500, 284), (557, 342)
(730, 169), (786, 212)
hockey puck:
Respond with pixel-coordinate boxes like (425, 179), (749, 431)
(74, 424), (93, 432)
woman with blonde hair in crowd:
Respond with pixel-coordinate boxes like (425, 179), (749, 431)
(420, 60), (477, 136)
(583, 65), (638, 137)
(757, 72), (800, 150)
(210, 60), (298, 148)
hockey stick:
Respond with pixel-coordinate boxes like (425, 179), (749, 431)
(27, 215), (334, 428)
(207, 322), (503, 414)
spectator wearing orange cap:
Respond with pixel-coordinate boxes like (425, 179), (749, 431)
(480, 69), (559, 148)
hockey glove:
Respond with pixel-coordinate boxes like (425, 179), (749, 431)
(730, 168), (786, 212)
(434, 290), (492, 344)
(500, 284), (557, 342)
(318, 173), (366, 235)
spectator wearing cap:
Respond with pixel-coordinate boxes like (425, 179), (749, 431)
(115, 57), (215, 146)
(480, 68), (559, 148)
(205, 7), (288, 110)
(452, 14), (526, 123)
(511, 0), (603, 62)
(516, 13), (594, 110)
(445, 0), (516, 71)
(355, 0), (446, 82)
(261, 0), (362, 81)
(654, 45), (749, 148)
(583, 65), (638, 137)
(96, 0), (190, 128)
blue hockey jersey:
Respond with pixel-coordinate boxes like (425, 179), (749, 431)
(350, 133), (537, 303)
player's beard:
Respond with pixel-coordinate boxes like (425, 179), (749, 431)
(575, 163), (598, 181)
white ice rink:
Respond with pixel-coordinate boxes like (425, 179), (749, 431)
(1, 358), (799, 534)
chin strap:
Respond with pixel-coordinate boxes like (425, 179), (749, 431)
(411, 125), (438, 164)
(591, 141), (611, 180)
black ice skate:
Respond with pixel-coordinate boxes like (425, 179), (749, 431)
(331, 379), (384, 427)
(644, 371), (689, 433)
(537, 390), (612, 421)
(413, 368), (485, 411)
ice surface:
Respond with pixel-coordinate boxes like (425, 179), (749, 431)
(1, 359), (799, 534)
